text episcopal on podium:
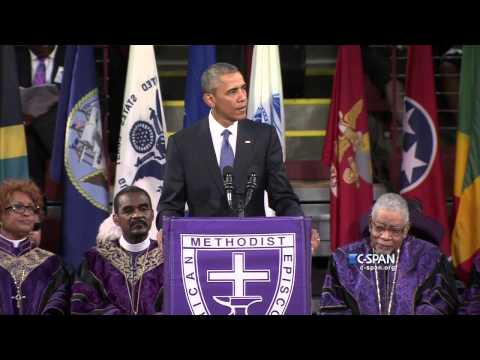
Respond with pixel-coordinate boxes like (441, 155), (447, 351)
(163, 216), (312, 315)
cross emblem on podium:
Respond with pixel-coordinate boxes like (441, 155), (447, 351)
(208, 252), (270, 297)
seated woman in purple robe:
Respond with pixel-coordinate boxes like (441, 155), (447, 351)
(319, 193), (459, 315)
(0, 179), (70, 315)
(458, 253), (480, 314)
(71, 186), (164, 315)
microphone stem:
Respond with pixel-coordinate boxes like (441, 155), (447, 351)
(237, 198), (245, 218)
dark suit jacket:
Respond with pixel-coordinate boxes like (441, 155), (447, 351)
(156, 117), (303, 229)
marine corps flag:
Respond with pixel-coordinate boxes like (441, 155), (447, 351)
(400, 45), (450, 256)
(452, 46), (480, 281)
(321, 46), (373, 250)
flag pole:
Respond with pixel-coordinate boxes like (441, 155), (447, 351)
(390, 45), (401, 192)
(100, 45), (114, 189)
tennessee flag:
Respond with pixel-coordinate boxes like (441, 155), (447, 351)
(400, 45), (450, 255)
(321, 46), (373, 250)
(451, 46), (480, 281)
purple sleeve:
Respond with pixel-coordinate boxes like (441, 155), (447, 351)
(458, 255), (480, 315)
(71, 259), (126, 315)
(318, 257), (354, 315)
(41, 264), (71, 315)
(415, 256), (459, 315)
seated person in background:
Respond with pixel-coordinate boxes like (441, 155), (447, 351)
(458, 253), (480, 315)
(71, 186), (164, 315)
(319, 193), (458, 315)
(15, 45), (64, 193)
(0, 179), (70, 315)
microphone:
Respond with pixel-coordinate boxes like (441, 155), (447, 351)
(222, 166), (234, 210)
(244, 166), (257, 209)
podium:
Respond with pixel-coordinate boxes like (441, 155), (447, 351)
(163, 216), (311, 315)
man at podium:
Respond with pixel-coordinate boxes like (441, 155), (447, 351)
(156, 62), (320, 249)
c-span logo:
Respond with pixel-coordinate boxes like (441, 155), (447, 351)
(400, 97), (437, 193)
(65, 89), (109, 211)
(181, 233), (296, 315)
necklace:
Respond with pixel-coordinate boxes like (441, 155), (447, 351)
(11, 265), (26, 314)
(124, 246), (150, 315)
(374, 248), (400, 315)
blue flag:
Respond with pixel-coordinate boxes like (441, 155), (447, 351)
(50, 45), (109, 268)
(0, 45), (29, 181)
(183, 45), (216, 128)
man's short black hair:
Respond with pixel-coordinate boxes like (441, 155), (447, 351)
(113, 186), (152, 214)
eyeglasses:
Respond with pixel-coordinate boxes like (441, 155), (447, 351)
(5, 203), (40, 215)
(370, 220), (407, 238)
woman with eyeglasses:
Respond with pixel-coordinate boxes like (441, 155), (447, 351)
(0, 179), (70, 315)
(318, 193), (459, 315)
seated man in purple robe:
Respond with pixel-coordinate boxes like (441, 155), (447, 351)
(458, 253), (480, 315)
(0, 179), (70, 315)
(71, 186), (164, 315)
(319, 193), (458, 315)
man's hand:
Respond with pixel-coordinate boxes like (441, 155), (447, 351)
(311, 229), (320, 255)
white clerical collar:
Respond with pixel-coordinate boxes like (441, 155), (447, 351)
(119, 236), (150, 253)
(0, 233), (28, 248)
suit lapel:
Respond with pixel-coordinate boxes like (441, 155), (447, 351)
(15, 47), (31, 87)
(197, 118), (225, 194)
(234, 119), (255, 190)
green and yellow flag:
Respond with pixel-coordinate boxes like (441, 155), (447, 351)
(452, 46), (480, 281)
(0, 45), (29, 182)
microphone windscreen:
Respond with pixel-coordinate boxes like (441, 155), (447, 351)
(247, 165), (257, 176)
(223, 166), (234, 178)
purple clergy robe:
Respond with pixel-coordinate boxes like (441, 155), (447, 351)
(458, 253), (480, 315)
(0, 235), (71, 315)
(319, 236), (458, 315)
(71, 239), (164, 315)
